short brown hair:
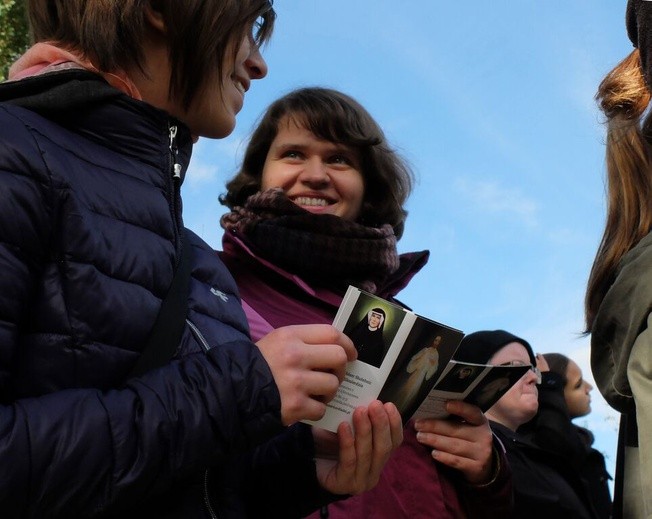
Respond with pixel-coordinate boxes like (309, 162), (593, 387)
(220, 87), (414, 239)
(27, 0), (275, 108)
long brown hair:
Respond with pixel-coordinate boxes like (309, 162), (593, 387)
(26, 0), (275, 109)
(585, 49), (652, 330)
(220, 87), (414, 239)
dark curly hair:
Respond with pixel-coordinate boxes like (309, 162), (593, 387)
(220, 87), (414, 239)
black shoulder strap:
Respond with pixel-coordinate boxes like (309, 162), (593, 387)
(129, 230), (192, 378)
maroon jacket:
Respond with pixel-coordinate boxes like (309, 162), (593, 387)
(220, 230), (513, 518)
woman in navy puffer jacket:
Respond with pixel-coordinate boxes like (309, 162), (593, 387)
(0, 1), (401, 518)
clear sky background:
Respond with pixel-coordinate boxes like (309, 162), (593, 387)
(182, 1), (631, 480)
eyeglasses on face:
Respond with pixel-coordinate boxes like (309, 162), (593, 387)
(498, 360), (542, 384)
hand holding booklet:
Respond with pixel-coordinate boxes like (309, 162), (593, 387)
(304, 286), (529, 432)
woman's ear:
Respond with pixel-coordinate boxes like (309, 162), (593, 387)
(144, 0), (167, 35)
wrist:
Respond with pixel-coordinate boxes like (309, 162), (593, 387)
(468, 445), (501, 488)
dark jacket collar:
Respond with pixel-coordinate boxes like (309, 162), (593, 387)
(490, 420), (536, 447)
(0, 68), (193, 181)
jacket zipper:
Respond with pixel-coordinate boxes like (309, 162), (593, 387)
(169, 126), (218, 519)
(168, 124), (182, 180)
(168, 123), (183, 265)
(186, 319), (211, 352)
(203, 468), (218, 519)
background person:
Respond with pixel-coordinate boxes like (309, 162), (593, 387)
(519, 353), (612, 519)
(219, 86), (512, 518)
(455, 330), (600, 519)
(0, 2), (397, 517)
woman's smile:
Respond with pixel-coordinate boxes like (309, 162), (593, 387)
(261, 116), (365, 221)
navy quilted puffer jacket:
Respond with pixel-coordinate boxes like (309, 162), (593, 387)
(0, 69), (319, 518)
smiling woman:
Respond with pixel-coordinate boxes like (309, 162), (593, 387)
(217, 87), (514, 519)
(219, 87), (421, 334)
(220, 86), (413, 237)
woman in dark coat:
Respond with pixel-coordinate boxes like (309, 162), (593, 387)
(455, 330), (600, 519)
(520, 353), (612, 519)
(0, 3), (396, 517)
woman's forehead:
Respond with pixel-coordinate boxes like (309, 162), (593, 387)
(280, 114), (356, 149)
(489, 342), (530, 364)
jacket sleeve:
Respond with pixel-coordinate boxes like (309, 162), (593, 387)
(626, 313), (652, 516)
(0, 346), (283, 517)
(0, 110), (284, 517)
(239, 424), (341, 518)
(455, 435), (514, 519)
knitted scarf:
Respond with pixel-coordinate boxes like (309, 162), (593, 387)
(220, 188), (400, 293)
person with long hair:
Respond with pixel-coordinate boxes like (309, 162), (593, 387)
(585, 1), (652, 516)
(219, 87), (512, 518)
(520, 353), (611, 518)
(0, 2), (400, 517)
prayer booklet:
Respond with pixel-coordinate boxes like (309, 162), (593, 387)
(304, 286), (529, 432)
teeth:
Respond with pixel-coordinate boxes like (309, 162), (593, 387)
(294, 197), (328, 207)
(234, 81), (245, 95)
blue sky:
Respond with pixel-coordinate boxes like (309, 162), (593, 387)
(182, 1), (630, 478)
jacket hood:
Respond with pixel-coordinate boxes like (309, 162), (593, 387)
(0, 68), (122, 117)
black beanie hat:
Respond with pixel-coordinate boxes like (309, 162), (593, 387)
(454, 329), (536, 367)
(627, 0), (652, 86)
